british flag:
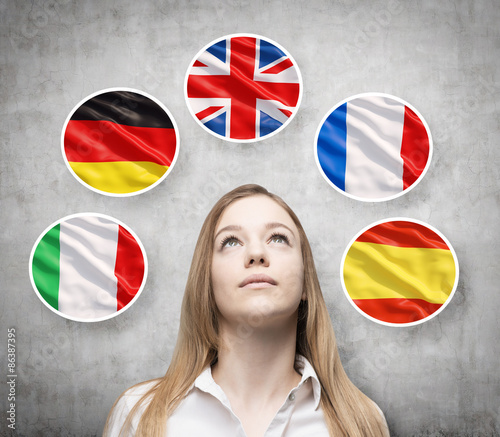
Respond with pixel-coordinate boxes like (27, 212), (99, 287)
(186, 35), (302, 142)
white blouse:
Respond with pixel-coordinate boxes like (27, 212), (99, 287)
(106, 355), (330, 436)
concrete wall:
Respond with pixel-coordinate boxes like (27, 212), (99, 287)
(1, 0), (499, 435)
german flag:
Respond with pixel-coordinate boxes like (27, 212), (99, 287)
(63, 90), (177, 195)
(342, 220), (458, 325)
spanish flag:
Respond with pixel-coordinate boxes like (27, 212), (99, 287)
(63, 90), (178, 195)
(342, 220), (458, 325)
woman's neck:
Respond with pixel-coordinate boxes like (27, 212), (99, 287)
(211, 316), (301, 414)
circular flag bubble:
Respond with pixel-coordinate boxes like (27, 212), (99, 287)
(29, 213), (148, 322)
(185, 33), (303, 142)
(341, 218), (459, 327)
(315, 93), (432, 202)
(62, 88), (179, 196)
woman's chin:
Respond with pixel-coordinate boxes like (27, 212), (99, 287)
(231, 302), (299, 331)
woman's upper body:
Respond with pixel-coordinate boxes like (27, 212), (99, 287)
(106, 356), (332, 437)
(104, 185), (390, 437)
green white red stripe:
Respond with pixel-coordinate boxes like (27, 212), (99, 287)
(30, 214), (146, 321)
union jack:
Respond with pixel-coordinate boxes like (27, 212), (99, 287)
(186, 35), (302, 142)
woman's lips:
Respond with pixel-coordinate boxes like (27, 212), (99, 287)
(239, 273), (277, 288)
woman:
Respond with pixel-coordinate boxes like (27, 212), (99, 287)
(104, 184), (389, 436)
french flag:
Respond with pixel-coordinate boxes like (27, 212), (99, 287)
(316, 94), (431, 201)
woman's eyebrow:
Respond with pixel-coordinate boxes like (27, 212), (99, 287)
(265, 222), (296, 238)
(214, 225), (241, 241)
(214, 222), (296, 241)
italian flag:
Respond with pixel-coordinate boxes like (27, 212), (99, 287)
(31, 215), (146, 321)
(342, 220), (458, 325)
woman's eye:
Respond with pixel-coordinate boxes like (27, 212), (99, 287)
(221, 236), (241, 248)
(269, 234), (289, 244)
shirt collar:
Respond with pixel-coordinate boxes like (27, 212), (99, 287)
(191, 364), (232, 409)
(191, 355), (322, 410)
(295, 355), (322, 410)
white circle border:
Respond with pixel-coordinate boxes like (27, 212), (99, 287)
(340, 217), (459, 327)
(61, 87), (180, 197)
(314, 92), (433, 202)
(29, 213), (149, 323)
(184, 33), (303, 143)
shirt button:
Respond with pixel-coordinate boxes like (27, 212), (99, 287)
(289, 393), (295, 401)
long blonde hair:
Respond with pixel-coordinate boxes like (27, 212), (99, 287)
(104, 184), (387, 436)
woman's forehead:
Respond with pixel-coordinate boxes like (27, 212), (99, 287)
(216, 195), (297, 232)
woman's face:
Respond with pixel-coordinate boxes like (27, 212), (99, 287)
(211, 195), (305, 330)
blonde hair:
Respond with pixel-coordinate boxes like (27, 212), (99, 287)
(104, 184), (387, 436)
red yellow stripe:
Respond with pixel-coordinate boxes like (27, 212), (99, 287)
(355, 221), (448, 249)
(352, 298), (443, 324)
(64, 120), (176, 165)
(69, 161), (168, 194)
(344, 220), (456, 324)
(344, 241), (455, 304)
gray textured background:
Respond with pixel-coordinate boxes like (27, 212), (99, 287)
(1, 0), (499, 435)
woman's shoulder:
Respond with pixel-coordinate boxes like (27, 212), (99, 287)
(115, 379), (160, 414)
(105, 379), (160, 436)
(121, 379), (159, 398)
(369, 399), (390, 437)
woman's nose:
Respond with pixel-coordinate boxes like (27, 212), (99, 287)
(245, 244), (270, 267)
